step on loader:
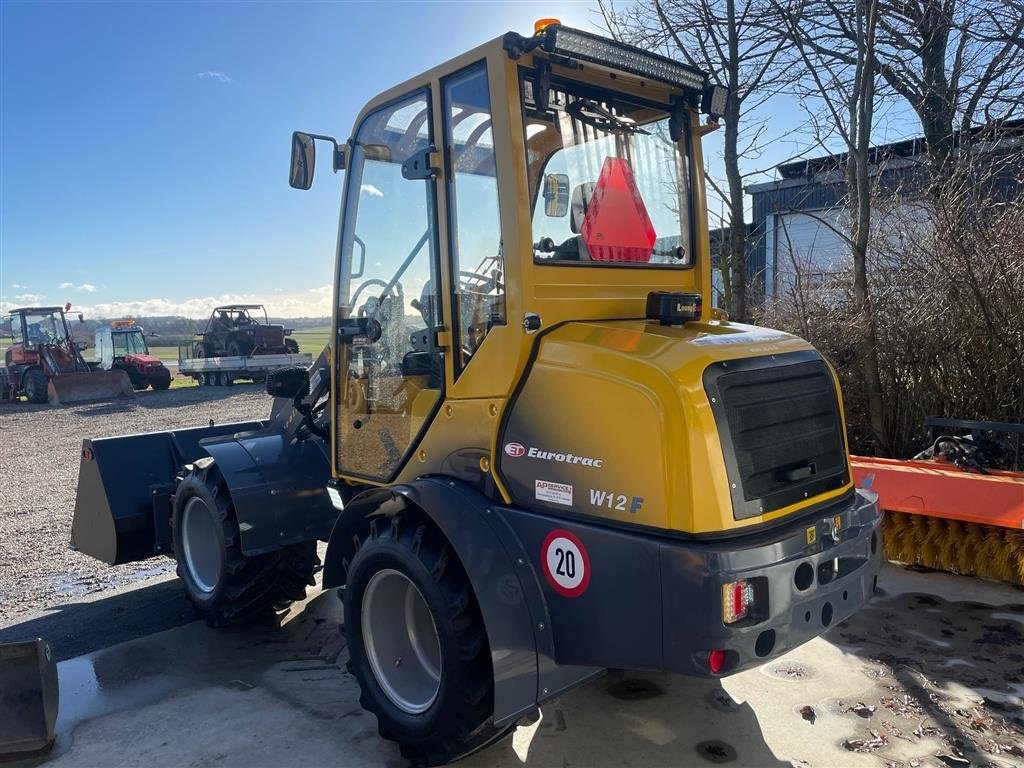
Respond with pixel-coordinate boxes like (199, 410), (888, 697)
(72, 20), (882, 765)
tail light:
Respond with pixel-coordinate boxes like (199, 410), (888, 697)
(722, 579), (754, 624)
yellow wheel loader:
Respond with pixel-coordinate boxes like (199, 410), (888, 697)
(72, 21), (882, 765)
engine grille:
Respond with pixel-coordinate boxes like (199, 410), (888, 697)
(703, 351), (849, 520)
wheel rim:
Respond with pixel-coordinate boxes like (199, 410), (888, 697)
(180, 497), (223, 594)
(361, 569), (442, 714)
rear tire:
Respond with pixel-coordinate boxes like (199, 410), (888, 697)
(285, 338), (299, 355)
(344, 514), (509, 766)
(152, 376), (171, 391)
(227, 341), (250, 358)
(172, 458), (319, 627)
(24, 368), (48, 403)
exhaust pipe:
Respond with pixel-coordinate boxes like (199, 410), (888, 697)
(48, 370), (134, 405)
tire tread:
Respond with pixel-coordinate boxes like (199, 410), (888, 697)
(172, 460), (319, 627)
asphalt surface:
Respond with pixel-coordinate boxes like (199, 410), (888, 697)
(6, 564), (1022, 768)
(0, 385), (270, 624)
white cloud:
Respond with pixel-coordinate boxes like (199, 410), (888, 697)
(59, 282), (73, 289)
(50, 288), (332, 319)
(360, 184), (384, 198)
(12, 283), (25, 289)
(198, 71), (233, 84)
(58, 282), (98, 293)
(2, 286), (334, 319)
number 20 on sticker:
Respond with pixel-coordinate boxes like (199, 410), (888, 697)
(541, 529), (591, 598)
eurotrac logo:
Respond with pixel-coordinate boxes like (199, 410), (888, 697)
(503, 443), (604, 468)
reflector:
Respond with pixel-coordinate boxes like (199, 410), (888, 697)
(708, 649), (726, 674)
(581, 158), (657, 263)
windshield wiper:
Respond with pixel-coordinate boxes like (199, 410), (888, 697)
(567, 99), (649, 135)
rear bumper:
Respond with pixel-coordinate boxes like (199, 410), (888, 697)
(662, 489), (883, 676)
(502, 488), (882, 678)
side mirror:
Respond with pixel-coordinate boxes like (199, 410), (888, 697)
(543, 173), (570, 217)
(290, 132), (316, 190)
(267, 366), (309, 400)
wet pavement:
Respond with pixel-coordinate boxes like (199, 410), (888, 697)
(6, 563), (1024, 768)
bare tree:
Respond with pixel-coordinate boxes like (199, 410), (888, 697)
(598, 0), (793, 321)
(775, 0), (892, 454)
(778, 0), (1024, 171)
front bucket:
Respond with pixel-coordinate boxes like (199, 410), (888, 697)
(0, 639), (59, 758)
(48, 370), (134, 405)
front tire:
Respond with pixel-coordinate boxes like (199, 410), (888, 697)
(172, 458), (319, 626)
(344, 515), (509, 766)
(23, 368), (48, 403)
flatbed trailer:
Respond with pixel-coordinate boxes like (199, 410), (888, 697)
(177, 351), (313, 386)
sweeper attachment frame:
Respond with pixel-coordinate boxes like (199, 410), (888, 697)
(852, 418), (1024, 586)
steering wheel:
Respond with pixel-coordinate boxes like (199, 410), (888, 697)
(351, 278), (404, 320)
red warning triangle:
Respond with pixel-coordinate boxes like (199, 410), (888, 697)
(581, 157), (657, 263)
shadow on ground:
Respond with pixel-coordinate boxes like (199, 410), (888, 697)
(818, 569), (1024, 765)
(0, 577), (194, 662)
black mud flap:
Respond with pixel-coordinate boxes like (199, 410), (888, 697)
(71, 421), (264, 565)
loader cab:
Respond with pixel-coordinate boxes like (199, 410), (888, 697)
(7, 307), (73, 364)
(292, 22), (724, 485)
(95, 321), (150, 370)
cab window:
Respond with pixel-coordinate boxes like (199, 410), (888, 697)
(523, 78), (693, 267)
(442, 63), (506, 374)
(335, 90), (443, 482)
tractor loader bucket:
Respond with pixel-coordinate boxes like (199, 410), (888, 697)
(48, 370), (134, 405)
(72, 421), (264, 565)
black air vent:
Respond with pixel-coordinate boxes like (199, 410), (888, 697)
(704, 352), (848, 520)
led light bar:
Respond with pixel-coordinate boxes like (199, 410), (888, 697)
(539, 25), (707, 92)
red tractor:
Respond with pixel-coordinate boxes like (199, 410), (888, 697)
(94, 320), (172, 391)
(0, 305), (132, 404)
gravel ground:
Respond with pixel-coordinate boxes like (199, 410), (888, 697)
(0, 383), (272, 625)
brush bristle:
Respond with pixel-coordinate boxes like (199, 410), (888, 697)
(882, 511), (1024, 587)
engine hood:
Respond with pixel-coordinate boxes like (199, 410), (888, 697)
(496, 319), (853, 536)
(124, 354), (165, 367)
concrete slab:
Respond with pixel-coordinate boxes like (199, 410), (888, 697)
(9, 564), (1024, 768)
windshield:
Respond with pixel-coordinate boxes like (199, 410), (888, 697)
(20, 312), (70, 346)
(113, 330), (148, 355)
(523, 78), (692, 267)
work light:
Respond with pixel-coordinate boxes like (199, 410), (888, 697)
(701, 84), (728, 120)
(538, 25), (707, 92)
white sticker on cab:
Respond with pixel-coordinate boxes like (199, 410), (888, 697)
(535, 479), (573, 506)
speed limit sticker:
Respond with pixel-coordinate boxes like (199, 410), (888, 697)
(541, 529), (591, 598)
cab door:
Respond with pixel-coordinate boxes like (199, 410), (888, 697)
(334, 90), (445, 483)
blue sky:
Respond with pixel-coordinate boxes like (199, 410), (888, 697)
(1, 1), (603, 317)
(1, 1), (919, 318)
